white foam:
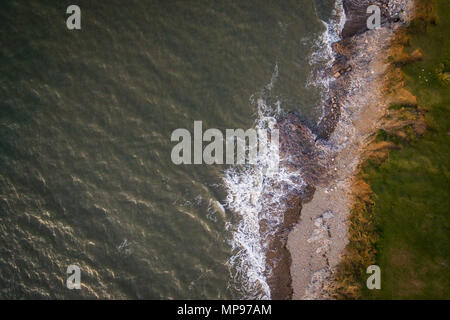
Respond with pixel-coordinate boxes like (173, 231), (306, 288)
(224, 99), (305, 299)
(308, 0), (346, 104)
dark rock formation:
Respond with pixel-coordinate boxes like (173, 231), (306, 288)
(277, 112), (328, 185)
(341, 0), (390, 39)
(315, 97), (342, 141)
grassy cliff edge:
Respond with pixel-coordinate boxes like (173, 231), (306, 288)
(331, 0), (450, 299)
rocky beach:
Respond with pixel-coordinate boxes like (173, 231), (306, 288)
(265, 0), (417, 299)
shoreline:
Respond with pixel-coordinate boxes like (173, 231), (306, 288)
(280, 0), (417, 299)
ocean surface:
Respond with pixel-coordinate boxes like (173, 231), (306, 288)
(0, 0), (339, 299)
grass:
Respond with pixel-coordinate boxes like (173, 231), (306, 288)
(334, 0), (450, 299)
(362, 0), (450, 299)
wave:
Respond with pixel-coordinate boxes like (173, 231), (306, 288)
(308, 0), (346, 104)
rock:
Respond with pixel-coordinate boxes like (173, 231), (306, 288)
(332, 39), (354, 57)
(315, 98), (341, 141)
(341, 0), (389, 38)
(276, 112), (328, 185)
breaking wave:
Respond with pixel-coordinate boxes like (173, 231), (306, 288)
(308, 0), (346, 102)
(224, 98), (305, 299)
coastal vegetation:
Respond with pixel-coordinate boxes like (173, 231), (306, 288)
(332, 0), (449, 299)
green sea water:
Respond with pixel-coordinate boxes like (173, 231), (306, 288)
(0, 0), (337, 299)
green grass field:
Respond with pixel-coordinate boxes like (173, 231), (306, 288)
(360, 0), (450, 299)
